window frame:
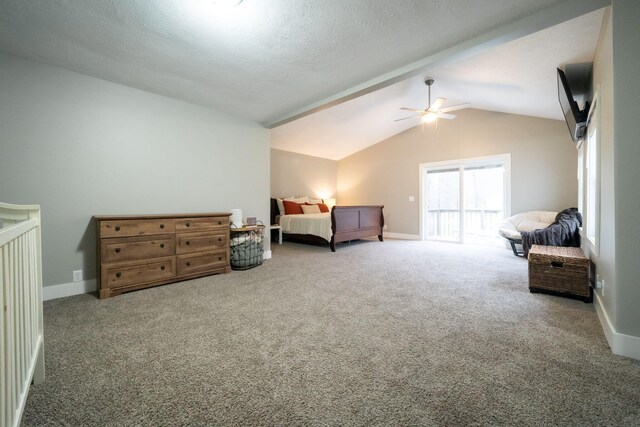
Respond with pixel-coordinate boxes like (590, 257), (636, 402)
(580, 90), (600, 255)
(418, 153), (511, 243)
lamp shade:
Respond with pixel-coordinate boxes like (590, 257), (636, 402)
(323, 198), (336, 209)
(230, 209), (243, 228)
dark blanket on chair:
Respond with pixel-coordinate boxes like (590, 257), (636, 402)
(521, 208), (582, 257)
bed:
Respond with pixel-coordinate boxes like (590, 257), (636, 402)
(270, 198), (384, 251)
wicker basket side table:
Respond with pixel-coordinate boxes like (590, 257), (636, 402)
(229, 224), (265, 270)
(528, 245), (591, 303)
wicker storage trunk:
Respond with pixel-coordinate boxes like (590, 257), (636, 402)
(528, 245), (591, 302)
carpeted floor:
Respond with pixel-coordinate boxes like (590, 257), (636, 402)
(22, 239), (640, 426)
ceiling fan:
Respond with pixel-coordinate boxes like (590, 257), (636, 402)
(396, 78), (469, 124)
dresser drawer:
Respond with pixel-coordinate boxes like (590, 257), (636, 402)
(101, 235), (175, 263)
(175, 217), (229, 232)
(100, 219), (175, 238)
(102, 257), (176, 289)
(177, 251), (228, 276)
(176, 231), (227, 254)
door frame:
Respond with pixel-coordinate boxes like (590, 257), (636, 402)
(419, 154), (512, 241)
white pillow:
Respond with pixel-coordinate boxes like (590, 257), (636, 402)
(301, 204), (321, 214)
(284, 196), (309, 204)
(276, 198), (286, 216)
(308, 197), (322, 204)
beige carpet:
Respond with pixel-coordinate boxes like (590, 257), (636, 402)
(22, 239), (640, 426)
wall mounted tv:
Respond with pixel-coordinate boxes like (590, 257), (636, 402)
(557, 68), (589, 142)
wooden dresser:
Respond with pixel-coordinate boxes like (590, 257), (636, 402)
(94, 213), (231, 299)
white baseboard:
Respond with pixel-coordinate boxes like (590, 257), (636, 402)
(43, 279), (97, 301)
(42, 254), (274, 300)
(384, 232), (421, 240)
(594, 292), (640, 360)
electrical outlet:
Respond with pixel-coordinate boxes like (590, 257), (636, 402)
(409, 196), (415, 202)
(596, 274), (605, 296)
(383, 224), (388, 230)
(73, 270), (83, 282)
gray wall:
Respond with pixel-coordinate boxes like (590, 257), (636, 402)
(337, 109), (578, 236)
(589, 7), (617, 333)
(588, 0), (640, 357)
(612, 0), (640, 339)
(271, 149), (337, 199)
(0, 52), (270, 288)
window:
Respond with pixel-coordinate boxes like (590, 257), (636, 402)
(420, 154), (511, 246)
(581, 93), (599, 252)
(577, 145), (583, 215)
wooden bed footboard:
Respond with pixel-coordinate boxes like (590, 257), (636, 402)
(330, 205), (384, 252)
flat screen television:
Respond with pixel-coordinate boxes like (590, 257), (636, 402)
(557, 68), (589, 142)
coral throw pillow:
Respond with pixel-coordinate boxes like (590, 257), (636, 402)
(316, 203), (330, 213)
(283, 200), (304, 215)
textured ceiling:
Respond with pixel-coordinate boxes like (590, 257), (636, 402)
(0, 0), (568, 125)
(0, 0), (607, 160)
(271, 8), (605, 160)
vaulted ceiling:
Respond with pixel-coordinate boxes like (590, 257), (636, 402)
(0, 0), (608, 159)
(271, 8), (605, 160)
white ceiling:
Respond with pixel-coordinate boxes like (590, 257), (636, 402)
(272, 8), (605, 160)
(0, 0), (606, 160)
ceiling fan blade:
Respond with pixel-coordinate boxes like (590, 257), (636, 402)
(438, 113), (456, 120)
(394, 115), (420, 122)
(440, 102), (470, 113)
(400, 107), (425, 113)
(429, 97), (446, 111)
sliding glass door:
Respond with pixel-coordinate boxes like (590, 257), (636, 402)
(463, 165), (505, 245)
(421, 155), (510, 246)
(425, 168), (461, 241)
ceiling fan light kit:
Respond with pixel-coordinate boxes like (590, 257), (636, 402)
(421, 112), (438, 123)
(396, 78), (469, 125)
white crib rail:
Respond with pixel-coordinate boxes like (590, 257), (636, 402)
(0, 202), (45, 427)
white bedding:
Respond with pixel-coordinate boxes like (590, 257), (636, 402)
(279, 213), (332, 242)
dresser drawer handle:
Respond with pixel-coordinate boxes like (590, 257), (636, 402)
(186, 241), (190, 245)
(115, 248), (121, 253)
(160, 243), (165, 248)
(161, 265), (166, 270)
(116, 272), (121, 278)
(218, 256), (222, 261)
(186, 222), (191, 227)
(218, 237), (222, 242)
(115, 225), (121, 231)
(160, 224), (165, 229)
(186, 262), (191, 267)
(218, 221), (222, 225)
